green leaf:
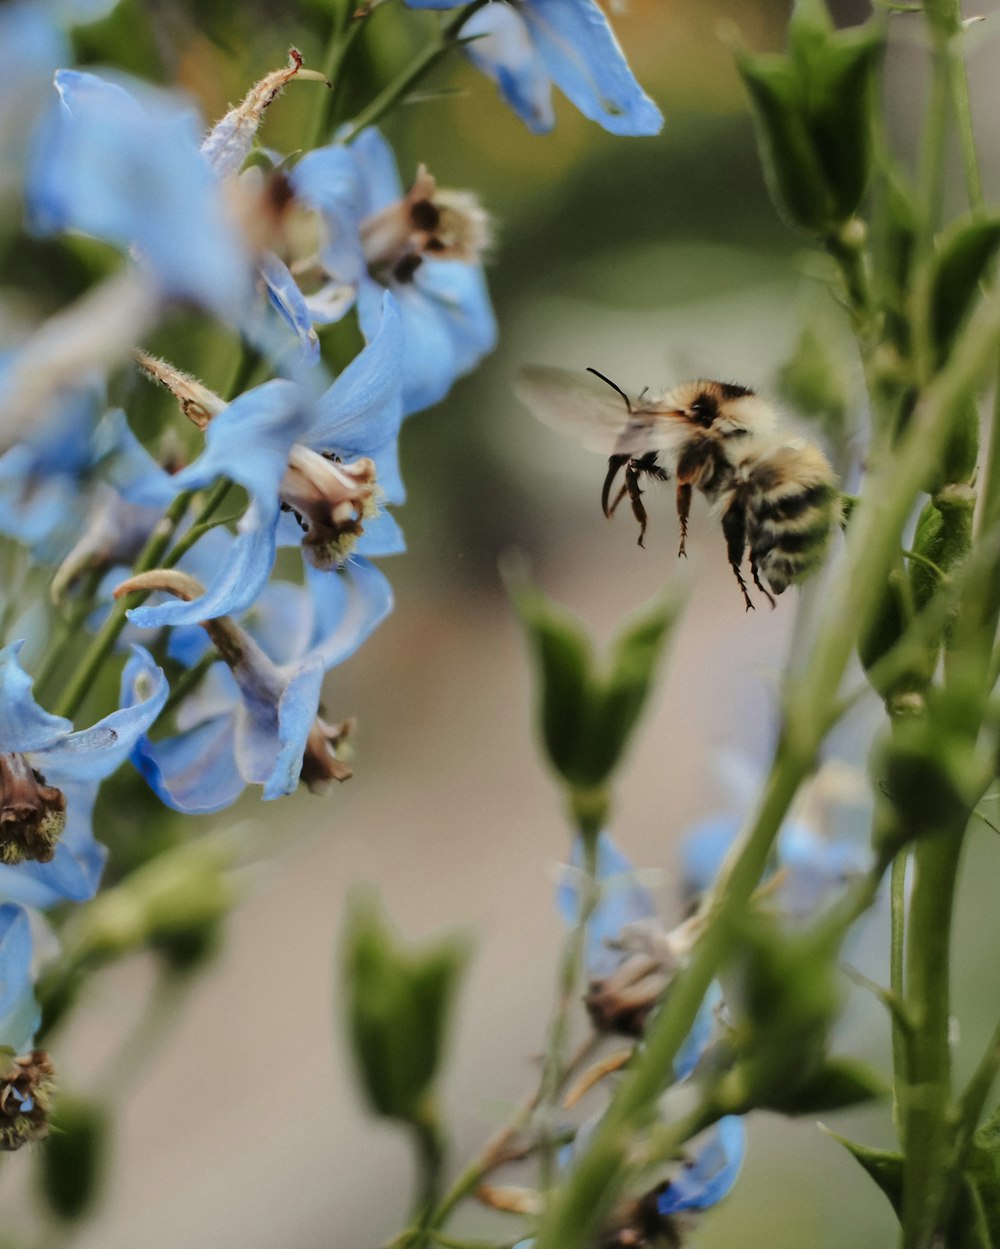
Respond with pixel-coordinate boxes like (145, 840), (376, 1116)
(824, 1130), (903, 1218)
(37, 1096), (109, 1222)
(343, 892), (468, 1124)
(930, 215), (1000, 366)
(764, 1056), (886, 1115)
(805, 26), (882, 222)
(577, 591), (681, 787)
(506, 574), (593, 785)
(737, 52), (833, 231)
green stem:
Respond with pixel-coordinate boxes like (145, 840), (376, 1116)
(33, 568), (102, 699)
(412, 1114), (447, 1232)
(918, 37), (951, 250)
(948, 38), (983, 214)
(162, 479), (235, 570)
(954, 1017), (1000, 1155)
(531, 262), (1000, 1249)
(308, 7), (368, 149)
(339, 0), (490, 144)
(891, 850), (908, 1136)
(900, 829), (964, 1249)
(536, 832), (598, 1192)
(52, 489), (195, 721)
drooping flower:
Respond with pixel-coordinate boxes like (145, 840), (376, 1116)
(0, 642), (167, 908)
(402, 0), (663, 136)
(119, 556), (393, 812)
(286, 129), (497, 412)
(125, 292), (405, 630)
(0, 903), (55, 1152)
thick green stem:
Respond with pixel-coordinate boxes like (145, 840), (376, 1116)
(891, 850), (908, 1135)
(307, 0), (366, 149)
(900, 830), (963, 1249)
(948, 39), (983, 214)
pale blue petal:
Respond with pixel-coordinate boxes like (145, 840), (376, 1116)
(557, 833), (657, 980)
(255, 252), (321, 364)
(778, 821), (869, 918)
(681, 815), (737, 900)
(673, 982), (723, 1082)
(657, 1117), (746, 1214)
(462, 4), (554, 133)
(242, 582), (314, 668)
(132, 713), (245, 815)
(415, 260), (497, 380)
(0, 776), (107, 908)
(354, 509), (406, 558)
(0, 642), (71, 754)
(0, 904), (39, 1053)
(309, 292), (404, 453)
(350, 128), (404, 215)
(524, 0), (662, 136)
(290, 146), (366, 285)
(263, 658), (325, 799)
(0, 5), (67, 187)
(27, 70), (255, 318)
(35, 646), (167, 779)
(357, 278), (454, 414)
(303, 557), (393, 667)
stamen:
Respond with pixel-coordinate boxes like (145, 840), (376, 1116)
(0, 754), (66, 865)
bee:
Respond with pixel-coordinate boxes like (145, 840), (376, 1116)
(517, 365), (841, 611)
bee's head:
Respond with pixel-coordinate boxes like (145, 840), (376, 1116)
(668, 381), (775, 439)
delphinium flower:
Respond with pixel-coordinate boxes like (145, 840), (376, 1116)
(0, 903), (55, 1151)
(122, 293), (404, 630)
(0, 642), (166, 908)
(402, 0), (663, 136)
(118, 551), (393, 812)
(283, 128), (497, 412)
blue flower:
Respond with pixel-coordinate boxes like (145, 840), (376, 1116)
(0, 386), (173, 565)
(557, 833), (717, 1079)
(656, 1116), (746, 1215)
(123, 556), (393, 813)
(126, 292), (405, 630)
(0, 642), (167, 907)
(289, 129), (496, 412)
(26, 69), (256, 321)
(402, 0), (662, 136)
(0, 904), (40, 1055)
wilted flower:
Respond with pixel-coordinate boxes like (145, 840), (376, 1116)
(0, 642), (166, 907)
(120, 556), (393, 812)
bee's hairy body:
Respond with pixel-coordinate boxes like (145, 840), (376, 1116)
(518, 367), (840, 610)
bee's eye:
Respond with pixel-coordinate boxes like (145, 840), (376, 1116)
(688, 395), (717, 427)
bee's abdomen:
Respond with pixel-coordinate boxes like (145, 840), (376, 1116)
(747, 454), (839, 594)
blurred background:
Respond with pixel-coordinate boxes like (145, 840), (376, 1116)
(4, 0), (1000, 1244)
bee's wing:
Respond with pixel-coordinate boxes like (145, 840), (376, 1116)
(516, 365), (667, 456)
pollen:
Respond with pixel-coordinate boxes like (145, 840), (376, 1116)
(0, 1051), (56, 1151)
(0, 754), (67, 866)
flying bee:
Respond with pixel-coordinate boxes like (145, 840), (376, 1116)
(517, 365), (841, 611)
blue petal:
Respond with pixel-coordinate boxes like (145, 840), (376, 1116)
(253, 252), (321, 364)
(350, 128), (404, 216)
(673, 981), (723, 1082)
(0, 642), (71, 754)
(304, 557), (394, 667)
(657, 1117), (746, 1214)
(35, 646), (167, 779)
(680, 815), (738, 900)
(241, 582), (315, 668)
(0, 5), (67, 187)
(462, 4), (555, 134)
(524, 0), (663, 136)
(132, 713), (245, 815)
(0, 904), (39, 1053)
(354, 509), (406, 559)
(309, 292), (404, 454)
(290, 146), (366, 286)
(0, 776), (107, 908)
(557, 833), (657, 980)
(415, 261), (497, 382)
(777, 821), (869, 918)
(26, 70), (255, 318)
(262, 658), (325, 799)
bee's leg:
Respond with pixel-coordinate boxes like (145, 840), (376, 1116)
(675, 483), (692, 559)
(750, 557), (776, 610)
(602, 455), (630, 518)
(721, 497), (754, 612)
(606, 481), (629, 517)
(624, 462), (649, 547)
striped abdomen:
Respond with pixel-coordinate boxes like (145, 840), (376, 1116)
(746, 443), (840, 594)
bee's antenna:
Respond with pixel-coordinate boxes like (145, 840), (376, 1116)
(637, 386), (650, 403)
(587, 367), (632, 414)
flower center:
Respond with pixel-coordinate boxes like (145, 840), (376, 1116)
(0, 754), (66, 866)
(360, 165), (491, 284)
(300, 716), (354, 792)
(280, 445), (379, 570)
(0, 1051), (56, 1151)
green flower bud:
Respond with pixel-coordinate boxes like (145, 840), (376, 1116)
(37, 1095), (108, 1221)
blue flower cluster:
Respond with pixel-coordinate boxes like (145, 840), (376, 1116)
(0, 0), (661, 1145)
